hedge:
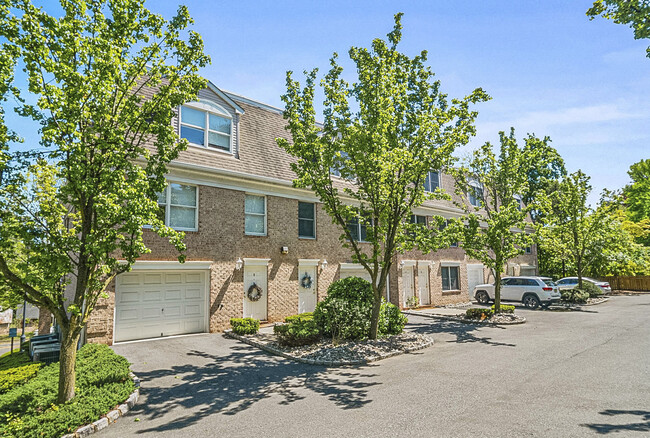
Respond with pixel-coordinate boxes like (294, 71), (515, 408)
(230, 318), (260, 335)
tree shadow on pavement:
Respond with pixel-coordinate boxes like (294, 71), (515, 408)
(581, 409), (650, 434)
(406, 317), (516, 347)
(129, 342), (379, 434)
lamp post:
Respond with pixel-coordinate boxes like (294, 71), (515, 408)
(20, 291), (27, 346)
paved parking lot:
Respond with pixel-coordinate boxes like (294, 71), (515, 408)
(100, 295), (650, 437)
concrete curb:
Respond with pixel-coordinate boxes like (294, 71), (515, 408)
(403, 310), (527, 326)
(224, 330), (434, 366)
(553, 297), (610, 309)
(60, 372), (140, 438)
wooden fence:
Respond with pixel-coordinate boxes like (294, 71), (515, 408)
(600, 276), (650, 292)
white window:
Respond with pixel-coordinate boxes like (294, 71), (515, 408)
(514, 194), (523, 211)
(330, 151), (349, 177)
(410, 214), (427, 226)
(442, 266), (459, 291)
(298, 202), (316, 239)
(347, 216), (373, 242)
(469, 182), (483, 207)
(245, 194), (266, 235)
(180, 102), (232, 152)
(525, 246), (532, 254)
(424, 171), (440, 192)
(157, 183), (198, 231)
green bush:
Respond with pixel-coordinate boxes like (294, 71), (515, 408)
(326, 276), (374, 305)
(561, 288), (589, 304)
(490, 304), (515, 314)
(582, 281), (603, 298)
(284, 312), (313, 323)
(230, 318), (260, 335)
(274, 319), (321, 347)
(406, 295), (419, 309)
(0, 344), (134, 438)
(0, 363), (42, 395)
(379, 300), (408, 335)
(0, 352), (32, 372)
(465, 308), (494, 320)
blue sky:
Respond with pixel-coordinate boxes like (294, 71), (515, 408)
(7, 1), (650, 206)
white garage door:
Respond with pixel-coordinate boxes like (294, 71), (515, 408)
(114, 270), (208, 343)
(467, 264), (485, 300)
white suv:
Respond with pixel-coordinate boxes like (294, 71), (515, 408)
(473, 276), (561, 309)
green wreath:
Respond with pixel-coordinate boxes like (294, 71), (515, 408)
(247, 283), (263, 301)
(300, 273), (313, 289)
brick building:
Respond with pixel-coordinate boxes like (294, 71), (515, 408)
(85, 83), (537, 345)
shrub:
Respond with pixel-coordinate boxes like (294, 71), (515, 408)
(379, 300), (408, 335)
(0, 352), (32, 372)
(406, 295), (419, 309)
(491, 304), (515, 314)
(465, 308), (494, 320)
(582, 281), (603, 298)
(0, 363), (41, 395)
(326, 276), (374, 305)
(0, 344), (134, 438)
(274, 319), (321, 347)
(230, 318), (260, 335)
(284, 312), (313, 323)
(561, 288), (590, 304)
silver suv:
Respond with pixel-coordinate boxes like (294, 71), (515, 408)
(473, 276), (561, 309)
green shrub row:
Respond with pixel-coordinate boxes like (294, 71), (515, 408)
(274, 318), (321, 347)
(284, 312), (313, 323)
(230, 318), (260, 335)
(490, 304), (515, 313)
(0, 362), (41, 395)
(465, 308), (494, 320)
(0, 344), (134, 438)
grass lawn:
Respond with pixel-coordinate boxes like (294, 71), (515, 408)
(0, 344), (134, 438)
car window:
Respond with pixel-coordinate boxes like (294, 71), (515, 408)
(524, 279), (539, 286)
(501, 278), (515, 286)
(569, 278), (579, 284)
(557, 279), (567, 285)
(543, 279), (557, 286)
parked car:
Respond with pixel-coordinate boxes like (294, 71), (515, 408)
(473, 276), (561, 309)
(556, 277), (611, 292)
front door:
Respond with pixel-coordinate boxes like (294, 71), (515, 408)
(402, 265), (415, 306)
(417, 265), (430, 305)
(243, 265), (268, 320)
(298, 264), (317, 314)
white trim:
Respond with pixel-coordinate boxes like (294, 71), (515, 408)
(418, 260), (434, 267)
(243, 258), (271, 266)
(401, 260), (417, 267)
(466, 263), (484, 268)
(206, 82), (245, 114)
(180, 103), (233, 153)
(339, 263), (365, 271)
(124, 261), (213, 270)
(158, 181), (199, 232)
(440, 261), (461, 267)
(298, 259), (321, 267)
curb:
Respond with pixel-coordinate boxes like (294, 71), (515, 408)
(61, 372), (140, 438)
(403, 310), (527, 326)
(224, 330), (434, 366)
(552, 297), (610, 309)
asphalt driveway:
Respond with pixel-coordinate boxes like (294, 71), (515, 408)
(100, 295), (650, 437)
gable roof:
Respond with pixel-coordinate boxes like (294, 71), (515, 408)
(205, 81), (245, 115)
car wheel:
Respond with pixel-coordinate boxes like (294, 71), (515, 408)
(475, 291), (490, 305)
(523, 294), (540, 309)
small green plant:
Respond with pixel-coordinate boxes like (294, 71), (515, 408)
(274, 319), (320, 347)
(490, 304), (515, 314)
(406, 295), (419, 309)
(379, 300), (408, 335)
(465, 308), (494, 320)
(581, 282), (603, 298)
(229, 318), (260, 335)
(561, 288), (589, 304)
(284, 312), (313, 323)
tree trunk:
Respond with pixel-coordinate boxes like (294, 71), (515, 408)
(369, 294), (381, 340)
(57, 326), (80, 403)
(577, 257), (583, 289)
(38, 307), (52, 335)
(494, 273), (502, 313)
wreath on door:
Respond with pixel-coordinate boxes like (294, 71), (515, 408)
(300, 273), (313, 289)
(247, 283), (263, 302)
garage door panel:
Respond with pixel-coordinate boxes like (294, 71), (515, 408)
(143, 273), (163, 284)
(165, 273), (182, 284)
(115, 270), (208, 342)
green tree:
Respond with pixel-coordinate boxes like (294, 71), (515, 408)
(520, 137), (565, 223)
(0, 0), (209, 403)
(587, 1), (650, 59)
(537, 171), (610, 288)
(277, 13), (489, 338)
(623, 159), (650, 245)
(452, 129), (540, 312)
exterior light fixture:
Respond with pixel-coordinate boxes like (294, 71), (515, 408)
(399, 260), (405, 270)
(281, 246), (289, 255)
(320, 259), (328, 270)
(235, 258), (243, 270)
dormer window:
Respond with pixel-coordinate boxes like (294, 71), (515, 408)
(424, 171), (440, 192)
(180, 101), (232, 153)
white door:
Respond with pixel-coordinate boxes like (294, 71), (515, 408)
(243, 265), (268, 320)
(298, 265), (317, 314)
(402, 266), (415, 305)
(467, 264), (485, 300)
(418, 265), (430, 305)
(114, 270), (208, 343)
